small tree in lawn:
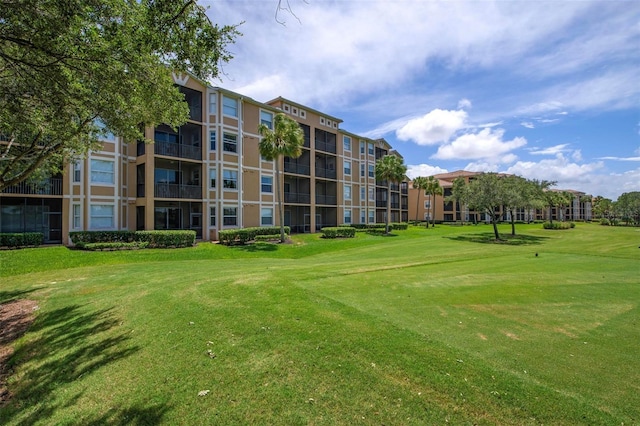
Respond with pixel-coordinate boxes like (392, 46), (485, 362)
(375, 155), (407, 235)
(467, 173), (505, 240)
(258, 113), (304, 243)
(412, 176), (428, 225)
(424, 176), (443, 228)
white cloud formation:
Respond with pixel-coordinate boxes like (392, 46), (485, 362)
(529, 144), (570, 155)
(432, 128), (527, 161)
(406, 164), (449, 179)
(396, 109), (468, 145)
(458, 98), (472, 109)
(505, 153), (604, 189)
(521, 122), (535, 129)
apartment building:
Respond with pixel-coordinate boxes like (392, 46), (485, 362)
(0, 73), (408, 244)
(408, 170), (592, 224)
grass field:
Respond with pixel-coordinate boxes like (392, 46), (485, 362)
(0, 223), (638, 425)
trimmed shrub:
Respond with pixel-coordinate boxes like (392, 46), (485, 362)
(218, 226), (291, 245)
(81, 241), (150, 251)
(254, 234), (282, 242)
(390, 222), (409, 230)
(0, 232), (44, 248)
(70, 230), (195, 249)
(542, 221), (574, 230)
(135, 230), (196, 248)
(321, 227), (356, 238)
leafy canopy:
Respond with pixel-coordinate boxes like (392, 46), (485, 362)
(0, 0), (240, 190)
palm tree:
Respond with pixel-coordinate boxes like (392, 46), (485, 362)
(447, 176), (467, 225)
(258, 113), (304, 243)
(424, 176), (443, 228)
(375, 155), (407, 235)
(412, 176), (428, 225)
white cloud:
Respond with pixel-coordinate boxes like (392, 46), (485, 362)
(465, 162), (499, 173)
(529, 144), (570, 155)
(396, 109), (468, 145)
(571, 150), (583, 162)
(521, 122), (535, 129)
(505, 154), (604, 190)
(458, 98), (472, 109)
(598, 156), (640, 162)
(406, 164), (448, 179)
(432, 128), (527, 161)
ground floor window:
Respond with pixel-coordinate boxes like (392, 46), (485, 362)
(154, 207), (181, 230)
(223, 206), (237, 226)
(90, 204), (114, 229)
(210, 206), (216, 227)
(261, 207), (273, 226)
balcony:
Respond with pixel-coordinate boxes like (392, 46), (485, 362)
(315, 167), (337, 180)
(284, 163), (311, 175)
(284, 192), (311, 204)
(316, 194), (337, 205)
(154, 183), (202, 199)
(154, 141), (201, 161)
(1, 178), (62, 196)
(376, 200), (387, 208)
(315, 140), (337, 154)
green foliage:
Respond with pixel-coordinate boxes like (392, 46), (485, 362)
(80, 242), (150, 251)
(375, 154), (407, 234)
(320, 227), (356, 238)
(0, 0), (240, 190)
(0, 232), (43, 248)
(218, 226), (291, 245)
(70, 230), (194, 249)
(543, 221), (574, 229)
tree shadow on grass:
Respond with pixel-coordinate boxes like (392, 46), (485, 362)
(230, 242), (279, 252)
(446, 232), (550, 245)
(0, 289), (42, 305)
(0, 304), (168, 425)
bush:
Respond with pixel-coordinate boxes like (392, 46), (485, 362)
(390, 222), (408, 230)
(0, 232), (44, 248)
(218, 226), (291, 245)
(321, 227), (356, 238)
(542, 221), (574, 230)
(70, 230), (195, 249)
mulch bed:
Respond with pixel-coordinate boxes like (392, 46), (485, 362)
(0, 300), (37, 406)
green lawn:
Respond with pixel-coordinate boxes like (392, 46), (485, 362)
(1, 223), (638, 425)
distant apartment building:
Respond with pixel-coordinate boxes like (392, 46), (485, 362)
(408, 170), (592, 224)
(0, 73), (408, 244)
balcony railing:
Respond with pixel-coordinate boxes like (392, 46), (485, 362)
(1, 178), (62, 196)
(315, 167), (337, 179)
(154, 183), (202, 199)
(284, 163), (311, 176)
(316, 194), (337, 205)
(154, 141), (202, 160)
(391, 202), (400, 209)
(376, 200), (387, 208)
(315, 141), (336, 154)
(284, 192), (311, 204)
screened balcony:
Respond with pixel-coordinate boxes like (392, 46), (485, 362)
(154, 159), (202, 200)
(154, 123), (202, 161)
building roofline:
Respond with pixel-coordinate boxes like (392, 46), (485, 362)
(267, 96), (343, 124)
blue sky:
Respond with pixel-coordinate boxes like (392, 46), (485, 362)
(206, 0), (639, 200)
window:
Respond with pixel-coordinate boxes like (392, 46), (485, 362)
(209, 168), (216, 189)
(343, 136), (351, 152)
(360, 141), (365, 154)
(209, 131), (216, 151)
(73, 204), (81, 229)
(73, 162), (81, 182)
(360, 210), (366, 224)
(209, 93), (217, 115)
(368, 142), (374, 155)
(223, 206), (237, 226)
(223, 96), (238, 117)
(260, 111), (273, 129)
(424, 201), (431, 209)
(223, 133), (237, 153)
(261, 175), (273, 193)
(344, 209), (352, 224)
(368, 187), (375, 201)
(90, 159), (114, 184)
(210, 207), (216, 227)
(360, 187), (365, 202)
(368, 209), (375, 223)
(90, 204), (114, 229)
(368, 164), (375, 178)
(344, 160), (351, 176)
(344, 184), (351, 201)
(360, 163), (365, 177)
(261, 208), (273, 226)
(223, 169), (237, 189)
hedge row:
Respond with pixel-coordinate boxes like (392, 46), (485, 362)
(218, 226), (290, 245)
(70, 230), (195, 249)
(321, 227), (356, 238)
(542, 221), (575, 230)
(80, 241), (150, 251)
(0, 232), (44, 248)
